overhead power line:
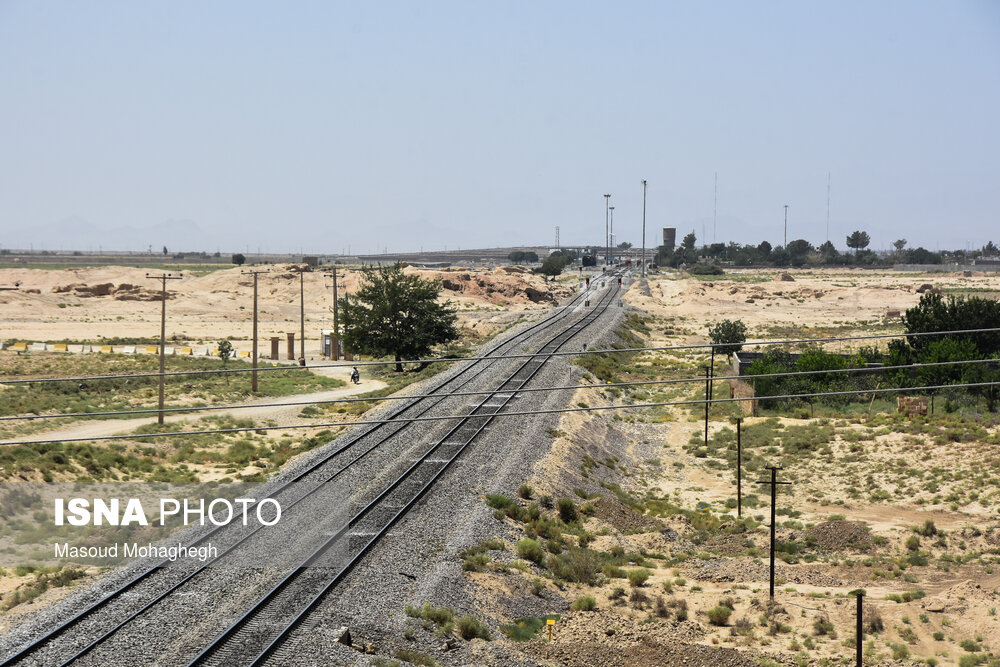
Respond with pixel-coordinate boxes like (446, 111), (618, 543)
(3, 379), (996, 448)
(0, 356), (995, 424)
(3, 326), (999, 387)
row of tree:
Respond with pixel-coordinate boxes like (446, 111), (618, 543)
(656, 233), (999, 269)
(710, 293), (1000, 411)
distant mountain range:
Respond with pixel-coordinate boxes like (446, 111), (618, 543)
(2, 217), (230, 254)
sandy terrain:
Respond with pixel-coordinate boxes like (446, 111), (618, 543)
(469, 267), (1000, 666)
(0, 263), (574, 350)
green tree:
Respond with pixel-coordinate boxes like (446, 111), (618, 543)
(217, 340), (234, 384)
(340, 263), (459, 372)
(217, 340), (233, 366)
(617, 241), (632, 250)
(231, 253), (246, 266)
(707, 319), (748, 357)
(818, 240), (839, 264)
(538, 255), (567, 276)
(524, 251), (539, 263)
(507, 251), (526, 264)
(902, 292), (1000, 357)
(681, 232), (697, 251)
(846, 230), (871, 257)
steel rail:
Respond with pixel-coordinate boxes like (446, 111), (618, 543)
(4, 322), (996, 385)
(0, 282), (602, 667)
(41, 283), (617, 666)
(2, 356), (995, 424)
(188, 275), (622, 666)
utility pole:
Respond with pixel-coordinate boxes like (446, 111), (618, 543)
(757, 465), (792, 599)
(609, 206), (615, 265)
(146, 273), (182, 424)
(783, 204), (788, 248)
(299, 271), (306, 365)
(241, 269), (269, 392)
(640, 179), (647, 277)
(604, 194), (611, 266)
(703, 366), (711, 447)
(735, 417), (742, 518)
(323, 268), (339, 360)
(855, 591), (864, 667)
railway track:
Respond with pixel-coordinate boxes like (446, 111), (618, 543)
(189, 273), (623, 666)
(1, 272), (624, 667)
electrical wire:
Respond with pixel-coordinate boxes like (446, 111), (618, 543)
(1, 356), (996, 423)
(3, 379), (996, 447)
(3, 326), (998, 386)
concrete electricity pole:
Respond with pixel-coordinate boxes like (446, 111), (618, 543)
(640, 179), (647, 277)
(604, 194), (611, 266)
(145, 273), (182, 424)
(299, 271), (306, 365)
(609, 206), (615, 265)
(241, 268), (269, 392)
(323, 268), (339, 360)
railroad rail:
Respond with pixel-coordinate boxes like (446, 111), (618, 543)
(189, 272), (623, 666)
(0, 273), (624, 666)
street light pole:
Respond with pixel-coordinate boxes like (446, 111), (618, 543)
(604, 194), (611, 266)
(640, 179), (647, 277)
(783, 204), (788, 248)
(145, 273), (182, 424)
(241, 269), (269, 392)
(609, 206), (615, 265)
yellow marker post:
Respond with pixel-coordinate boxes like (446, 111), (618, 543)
(547, 618), (555, 641)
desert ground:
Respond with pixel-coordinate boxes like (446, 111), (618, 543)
(458, 267), (1000, 667)
(3, 265), (1000, 667)
(0, 263), (573, 353)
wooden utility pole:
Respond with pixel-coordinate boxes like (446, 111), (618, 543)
(323, 268), (339, 360)
(241, 269), (269, 392)
(736, 417), (743, 518)
(145, 273), (182, 424)
(757, 465), (792, 599)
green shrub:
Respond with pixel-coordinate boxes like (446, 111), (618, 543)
(571, 595), (597, 612)
(455, 615), (491, 641)
(556, 498), (578, 523)
(516, 538), (545, 565)
(905, 535), (921, 551)
(627, 568), (652, 587)
(707, 605), (733, 626)
(462, 553), (490, 572)
(960, 638), (981, 652)
(486, 494), (514, 510)
(546, 548), (602, 585)
(517, 484), (533, 500)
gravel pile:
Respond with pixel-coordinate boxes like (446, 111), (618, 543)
(591, 496), (663, 533)
(804, 520), (875, 554)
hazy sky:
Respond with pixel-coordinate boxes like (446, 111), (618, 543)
(1, 1), (998, 254)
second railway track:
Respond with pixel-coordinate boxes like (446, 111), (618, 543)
(1, 271), (627, 667)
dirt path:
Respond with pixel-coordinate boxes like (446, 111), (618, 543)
(1, 365), (386, 444)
